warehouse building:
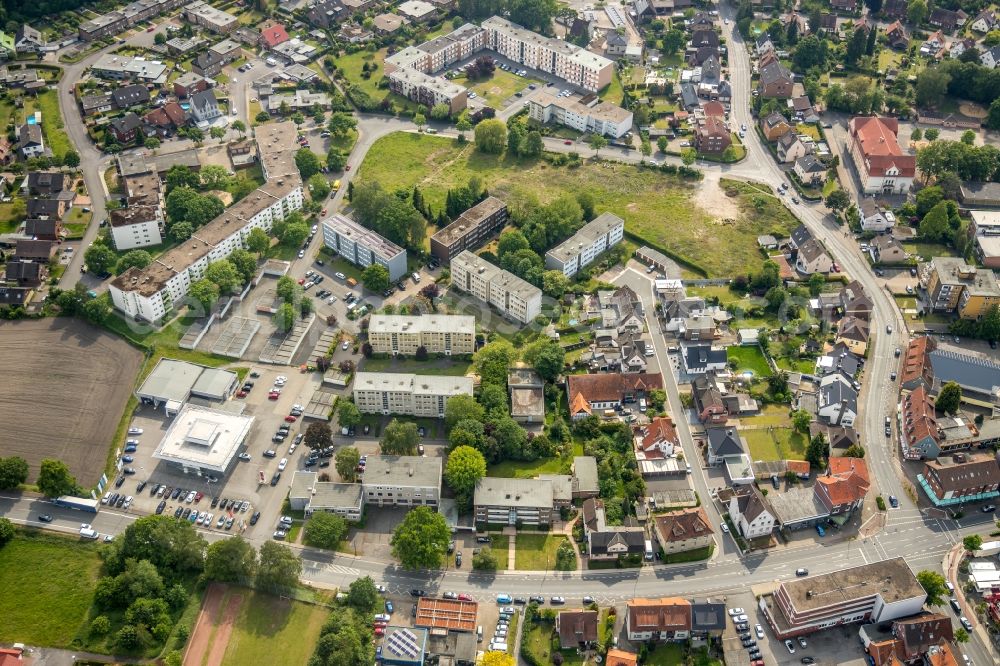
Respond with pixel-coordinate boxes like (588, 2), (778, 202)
(136, 358), (239, 415)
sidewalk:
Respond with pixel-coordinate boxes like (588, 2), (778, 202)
(943, 543), (999, 663)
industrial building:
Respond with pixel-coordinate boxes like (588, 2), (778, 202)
(136, 358), (239, 415)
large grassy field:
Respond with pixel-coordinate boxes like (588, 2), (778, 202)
(515, 534), (569, 571)
(220, 592), (328, 666)
(0, 532), (102, 647)
(452, 69), (539, 108)
(357, 133), (788, 276)
(359, 356), (472, 376)
(488, 442), (583, 479)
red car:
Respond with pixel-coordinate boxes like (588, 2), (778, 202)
(344, 165), (351, 171)
(457, 593), (474, 601)
(236, 390), (248, 398)
(194, 492), (203, 502)
(268, 392), (281, 400)
(321, 208), (327, 215)
(284, 415), (297, 423)
(374, 627), (385, 636)
(298, 278), (305, 285)
(564, 140), (572, 145)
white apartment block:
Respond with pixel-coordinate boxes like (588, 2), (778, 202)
(109, 204), (163, 250)
(368, 314), (476, 356)
(321, 214), (408, 281)
(184, 0), (238, 33)
(388, 68), (467, 114)
(528, 92), (633, 138)
(362, 455), (442, 508)
(385, 23), (485, 74)
(450, 250), (543, 324)
(353, 372), (474, 418)
(545, 212), (625, 277)
(483, 16), (613, 91)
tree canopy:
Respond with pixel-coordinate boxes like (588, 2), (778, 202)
(391, 506), (452, 569)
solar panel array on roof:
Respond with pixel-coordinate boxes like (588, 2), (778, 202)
(388, 628), (420, 659)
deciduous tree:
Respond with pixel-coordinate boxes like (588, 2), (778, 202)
(474, 118), (507, 154)
(335, 446), (361, 482)
(444, 446), (486, 507)
(304, 513), (348, 549)
(37, 458), (76, 498)
(380, 419), (419, 455)
(304, 422), (333, 451)
(256, 541), (302, 591)
(204, 535), (257, 582)
(0, 456), (29, 490)
(390, 506), (451, 569)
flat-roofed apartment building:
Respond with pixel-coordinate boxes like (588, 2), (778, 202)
(184, 0), (239, 33)
(368, 314), (476, 356)
(529, 92), (633, 138)
(483, 16), (613, 91)
(109, 203), (163, 250)
(362, 454), (442, 507)
(387, 68), (468, 114)
(353, 372), (474, 418)
(760, 558), (926, 639)
(545, 212), (625, 277)
(109, 124), (303, 322)
(430, 196), (508, 262)
(321, 214), (408, 281)
(450, 250), (542, 324)
(925, 257), (1000, 320)
(474, 477), (556, 528)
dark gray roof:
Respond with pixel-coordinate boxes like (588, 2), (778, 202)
(706, 427), (744, 457)
(690, 29), (719, 48)
(690, 602), (727, 631)
(684, 345), (727, 371)
(589, 530), (646, 555)
(110, 112), (142, 134)
(680, 82), (699, 108)
(796, 154), (825, 173)
(820, 375), (857, 413)
(759, 61), (792, 86)
(18, 123), (42, 147)
(929, 349), (1000, 395)
(26, 198), (62, 218)
(112, 84), (150, 109)
(790, 223), (812, 248)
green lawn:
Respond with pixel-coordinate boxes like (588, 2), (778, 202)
(359, 356), (471, 376)
(645, 643), (686, 665)
(744, 427), (806, 461)
(220, 589), (328, 666)
(740, 405), (791, 427)
(598, 70), (625, 105)
(774, 356), (816, 373)
(24, 90), (73, 159)
(901, 241), (958, 261)
(663, 544), (714, 564)
(487, 534), (509, 570)
(0, 201), (24, 233)
(514, 534), (568, 571)
(489, 443), (582, 479)
(522, 623), (583, 664)
(336, 48), (389, 99)
(726, 345), (772, 377)
(453, 68), (538, 108)
(357, 133), (787, 277)
(0, 532), (102, 647)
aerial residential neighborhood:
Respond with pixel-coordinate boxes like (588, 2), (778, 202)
(1, 1), (1000, 666)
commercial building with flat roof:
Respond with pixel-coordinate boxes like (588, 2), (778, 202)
(288, 471), (364, 519)
(362, 455), (442, 507)
(528, 92), (633, 138)
(136, 358), (239, 415)
(483, 16), (613, 91)
(152, 404), (254, 477)
(353, 372), (474, 418)
(368, 314), (475, 356)
(430, 196), (508, 262)
(545, 212), (625, 277)
(760, 558), (926, 639)
(450, 250), (542, 324)
(388, 68), (468, 114)
(322, 214), (408, 282)
(474, 477), (555, 527)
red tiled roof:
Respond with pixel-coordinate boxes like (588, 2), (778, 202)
(702, 101), (725, 118)
(902, 385), (939, 447)
(652, 507), (713, 543)
(260, 24), (289, 47)
(567, 373), (663, 406)
(900, 336), (935, 387)
(557, 610), (599, 646)
(816, 457), (870, 506)
(627, 597), (692, 633)
(849, 116), (916, 178)
(606, 649), (639, 666)
(639, 416), (679, 453)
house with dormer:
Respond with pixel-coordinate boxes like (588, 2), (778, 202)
(707, 426), (747, 465)
(818, 371), (858, 427)
(652, 507), (714, 554)
(815, 457), (870, 516)
(627, 598), (692, 642)
(848, 116), (915, 194)
(636, 416), (680, 459)
(582, 498), (647, 560)
(692, 373), (728, 424)
(728, 484), (776, 539)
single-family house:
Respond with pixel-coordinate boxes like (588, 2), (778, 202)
(836, 315), (870, 355)
(840, 280), (873, 320)
(706, 426), (746, 465)
(818, 371), (858, 427)
(692, 373), (728, 425)
(886, 21), (908, 49)
(758, 61), (794, 98)
(928, 8), (966, 33)
(109, 112), (142, 144)
(690, 602), (727, 639)
(795, 154), (826, 185)
(777, 132), (809, 163)
(682, 345), (728, 375)
(626, 598), (692, 642)
(112, 84), (150, 110)
(17, 123), (43, 158)
(143, 102), (187, 137)
(728, 485), (776, 539)
(652, 508), (714, 555)
(858, 199), (896, 232)
(756, 33), (775, 56)
(373, 13), (408, 34)
(789, 95), (820, 123)
(636, 416), (680, 458)
(981, 46), (1000, 69)
(190, 89), (222, 124)
(795, 238), (834, 274)
(582, 498), (646, 560)
(556, 610), (599, 649)
(259, 23), (290, 49)
(872, 235), (908, 264)
(15, 25), (45, 53)
(761, 111), (792, 141)
(971, 10), (998, 33)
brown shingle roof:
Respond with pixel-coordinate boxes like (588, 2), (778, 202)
(557, 610), (598, 647)
(567, 372), (663, 405)
(627, 597), (692, 633)
(653, 507), (713, 543)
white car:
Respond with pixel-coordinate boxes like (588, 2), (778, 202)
(342, 341), (349, 350)
(735, 614), (748, 624)
(186, 491), (196, 503)
(327, 296), (337, 304)
(128, 427), (143, 435)
(728, 608), (745, 617)
(755, 624), (764, 639)
(721, 523), (729, 533)
(276, 375), (287, 382)
(278, 458), (288, 471)
(239, 452), (251, 461)
(311, 224), (318, 233)
(785, 639), (796, 654)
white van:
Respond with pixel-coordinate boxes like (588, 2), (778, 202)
(490, 642), (508, 652)
(79, 526), (99, 540)
(412, 272), (421, 283)
(644, 539), (654, 561)
(476, 625), (483, 642)
(639, 398), (647, 412)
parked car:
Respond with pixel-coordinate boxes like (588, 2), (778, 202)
(785, 639), (796, 654)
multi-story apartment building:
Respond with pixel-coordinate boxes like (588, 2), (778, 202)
(847, 116), (915, 195)
(352, 372), (474, 418)
(386, 22), (486, 74)
(760, 559), (926, 639)
(110, 181), (302, 321)
(184, 0), (239, 33)
(362, 455), (442, 508)
(545, 212), (625, 277)
(474, 477), (556, 528)
(321, 214), (408, 281)
(79, 0), (188, 41)
(925, 257), (1000, 319)
(483, 16), (613, 91)
(368, 314), (475, 356)
(430, 196), (508, 262)
(918, 452), (1000, 507)
(450, 250), (542, 324)
(109, 203), (163, 250)
(528, 92), (633, 138)
(388, 68), (467, 114)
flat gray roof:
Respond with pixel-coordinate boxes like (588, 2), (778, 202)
(474, 477), (554, 508)
(369, 314), (475, 336)
(353, 372), (474, 398)
(779, 557), (924, 611)
(289, 470), (317, 500)
(574, 456), (599, 494)
(311, 482), (364, 509)
(766, 486), (828, 525)
(191, 366), (237, 398)
(363, 455), (442, 488)
(324, 214), (406, 261)
(152, 404), (253, 473)
(546, 212), (624, 264)
(138, 358), (205, 403)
